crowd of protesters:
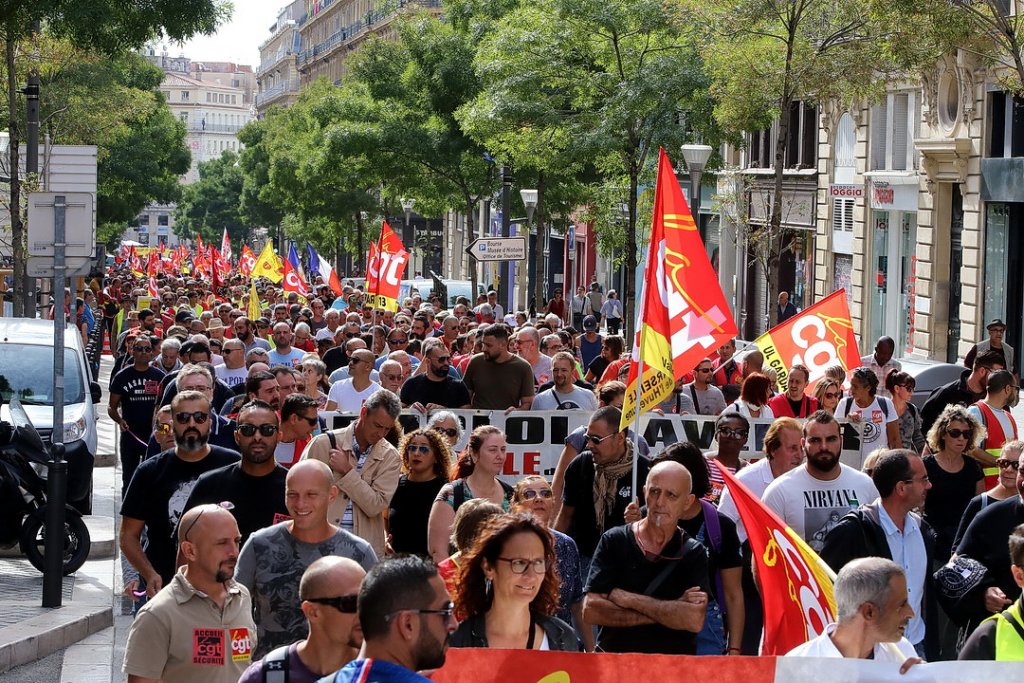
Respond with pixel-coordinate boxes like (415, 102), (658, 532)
(83, 265), (1024, 682)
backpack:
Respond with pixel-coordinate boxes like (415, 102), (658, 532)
(260, 645), (291, 683)
(697, 499), (727, 617)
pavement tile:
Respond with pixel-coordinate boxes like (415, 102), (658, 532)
(60, 662), (112, 683)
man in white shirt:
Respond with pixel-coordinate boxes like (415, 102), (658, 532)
(517, 326), (553, 385)
(786, 557), (922, 673)
(326, 349), (382, 413)
(762, 411), (879, 552)
(215, 338), (248, 388)
(861, 336), (902, 399)
(268, 322), (306, 367)
(532, 352), (598, 411)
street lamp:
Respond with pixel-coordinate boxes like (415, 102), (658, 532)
(680, 143), (713, 219)
(519, 189), (540, 310)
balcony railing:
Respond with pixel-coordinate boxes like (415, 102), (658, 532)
(255, 80), (300, 106)
(187, 122), (246, 133)
(297, 0), (441, 67)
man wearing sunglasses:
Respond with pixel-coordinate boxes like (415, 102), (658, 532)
(184, 400), (289, 546)
(109, 332), (166, 490)
(276, 394), (321, 468)
(120, 391), (241, 598)
(400, 339), (471, 414)
(238, 557), (366, 683)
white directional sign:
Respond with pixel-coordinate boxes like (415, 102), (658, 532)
(465, 236), (527, 262)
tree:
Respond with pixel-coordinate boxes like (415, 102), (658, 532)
(1, 0), (228, 315)
(678, 0), (893, 330)
(456, 0), (718, 338)
(174, 149), (247, 246)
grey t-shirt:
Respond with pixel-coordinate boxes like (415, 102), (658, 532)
(684, 382), (727, 415)
(532, 386), (598, 411)
(235, 524), (377, 658)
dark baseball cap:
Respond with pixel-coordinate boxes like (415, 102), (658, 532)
(583, 315), (598, 331)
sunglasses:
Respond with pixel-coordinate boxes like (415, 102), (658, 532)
(997, 459), (1021, 471)
(155, 423), (171, 435)
(238, 423), (279, 437)
(497, 557), (548, 574)
(306, 593), (359, 613)
(823, 392), (840, 399)
(435, 427), (459, 438)
(182, 500), (235, 542)
(133, 346), (153, 352)
(297, 414), (318, 426)
(521, 489), (553, 500)
(584, 432), (616, 445)
(718, 427), (749, 439)
(388, 338), (408, 344)
(945, 428), (972, 439)
(174, 411), (209, 425)
(407, 444), (432, 455)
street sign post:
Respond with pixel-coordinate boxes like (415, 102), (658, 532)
(465, 236), (527, 262)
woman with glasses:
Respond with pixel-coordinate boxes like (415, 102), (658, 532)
(885, 371), (925, 453)
(584, 335), (624, 385)
(426, 411), (463, 451)
(299, 358), (331, 409)
(387, 429), (452, 555)
(511, 476), (591, 651)
(813, 378), (843, 415)
(922, 404), (986, 559)
(450, 513), (580, 651)
(427, 426), (515, 564)
(952, 440), (1024, 550)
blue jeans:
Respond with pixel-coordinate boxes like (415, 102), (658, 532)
(696, 598), (726, 655)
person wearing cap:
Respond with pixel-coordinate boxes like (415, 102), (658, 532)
(577, 315), (603, 371)
(966, 319), (1017, 377)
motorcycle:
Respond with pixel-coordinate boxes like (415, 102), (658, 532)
(0, 398), (91, 575)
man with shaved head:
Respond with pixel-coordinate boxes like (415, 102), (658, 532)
(235, 460), (377, 658)
(325, 348), (381, 413)
(124, 504), (256, 683)
(238, 557), (366, 683)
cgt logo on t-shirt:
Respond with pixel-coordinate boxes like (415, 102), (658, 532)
(230, 628), (253, 662)
(192, 628), (225, 666)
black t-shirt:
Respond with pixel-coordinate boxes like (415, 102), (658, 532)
(922, 454), (983, 557)
(957, 496), (1024, 602)
(388, 475), (446, 555)
(562, 451), (650, 558)
(119, 445), (240, 584)
(322, 346), (347, 375)
(585, 524), (709, 654)
(110, 365), (166, 433)
(678, 507), (742, 604)
(921, 372), (984, 435)
(183, 462), (289, 545)
(587, 355), (610, 380)
(399, 374), (471, 409)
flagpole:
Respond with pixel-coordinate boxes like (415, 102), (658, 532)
(630, 321), (647, 503)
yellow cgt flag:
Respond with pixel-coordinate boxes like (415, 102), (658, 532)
(247, 281), (262, 321)
(252, 241), (284, 283)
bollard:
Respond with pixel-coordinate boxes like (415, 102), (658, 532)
(41, 444), (67, 608)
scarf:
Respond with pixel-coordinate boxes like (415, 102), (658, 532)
(592, 439), (635, 536)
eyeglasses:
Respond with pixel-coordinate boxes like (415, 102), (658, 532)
(945, 428), (972, 439)
(497, 557), (548, 574)
(717, 427), (749, 439)
(223, 348), (242, 354)
(407, 444), (432, 455)
(388, 338), (408, 345)
(181, 385), (212, 393)
(695, 367), (713, 374)
(902, 475), (930, 485)
(306, 594), (359, 613)
(381, 374), (403, 381)
(344, 332), (360, 338)
(385, 603), (456, 622)
(997, 459), (1021, 471)
(521, 489), (553, 500)
(155, 423), (171, 435)
(823, 392), (840, 399)
(436, 427), (459, 438)
(133, 346), (153, 352)
(182, 500), (235, 542)
(174, 411), (209, 425)
(584, 432), (616, 445)
(297, 414), (318, 426)
(349, 359), (364, 366)
(237, 423), (279, 437)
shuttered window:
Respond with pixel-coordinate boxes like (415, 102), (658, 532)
(870, 92), (917, 171)
(832, 198), (854, 232)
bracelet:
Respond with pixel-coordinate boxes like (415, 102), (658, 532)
(727, 647), (741, 653)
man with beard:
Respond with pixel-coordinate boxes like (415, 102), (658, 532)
(238, 557), (366, 683)
(322, 555), (457, 683)
(400, 339), (471, 412)
(786, 558), (922, 671)
(235, 460), (377, 659)
(123, 505), (256, 683)
(120, 391), (240, 597)
(233, 316), (271, 353)
(109, 332), (165, 489)
(762, 410), (878, 553)
(462, 323), (535, 410)
(184, 401), (289, 545)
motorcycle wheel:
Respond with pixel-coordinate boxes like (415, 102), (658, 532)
(19, 507), (91, 576)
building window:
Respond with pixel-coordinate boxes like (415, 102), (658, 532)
(180, 112), (189, 124)
(747, 102), (817, 169)
(181, 90), (190, 101)
(137, 214), (150, 226)
(987, 91), (1024, 158)
(870, 92), (919, 171)
(157, 215), (169, 227)
(832, 198), (854, 233)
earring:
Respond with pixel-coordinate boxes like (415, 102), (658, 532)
(485, 578), (492, 594)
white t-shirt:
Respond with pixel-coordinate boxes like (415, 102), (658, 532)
(215, 364), (248, 388)
(786, 623), (916, 662)
(531, 386), (598, 411)
(530, 354), (553, 385)
(762, 465), (879, 552)
(718, 457), (777, 543)
(836, 396), (897, 459)
(327, 379), (381, 413)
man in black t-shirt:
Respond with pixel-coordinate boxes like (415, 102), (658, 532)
(555, 406), (650, 563)
(119, 391), (240, 597)
(184, 400), (288, 545)
(108, 333), (165, 489)
(400, 339), (470, 412)
(584, 461), (709, 654)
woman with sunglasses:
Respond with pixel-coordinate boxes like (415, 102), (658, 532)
(450, 513), (580, 651)
(885, 371), (925, 453)
(952, 440), (1024, 550)
(426, 411), (463, 451)
(427, 426), (515, 564)
(922, 404), (986, 560)
(511, 476), (592, 651)
(387, 429), (452, 555)
(813, 378), (843, 415)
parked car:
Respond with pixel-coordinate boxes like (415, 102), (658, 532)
(0, 319), (102, 514)
(400, 278), (483, 308)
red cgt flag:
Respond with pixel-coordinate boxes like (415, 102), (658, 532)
(711, 460), (837, 655)
(282, 257), (309, 298)
(239, 244), (257, 276)
(366, 222), (409, 312)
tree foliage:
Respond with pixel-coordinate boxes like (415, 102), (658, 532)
(174, 149), (246, 246)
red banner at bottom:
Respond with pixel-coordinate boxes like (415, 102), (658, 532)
(430, 649), (777, 682)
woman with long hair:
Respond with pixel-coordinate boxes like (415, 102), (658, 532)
(725, 373), (775, 420)
(427, 426), (514, 563)
(450, 513), (580, 651)
(813, 378), (843, 415)
(885, 370), (925, 453)
(299, 357), (330, 408)
(386, 429), (453, 555)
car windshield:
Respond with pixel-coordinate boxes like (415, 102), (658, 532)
(0, 345), (85, 405)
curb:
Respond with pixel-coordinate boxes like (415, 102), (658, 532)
(0, 603), (112, 674)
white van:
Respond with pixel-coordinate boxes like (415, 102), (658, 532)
(0, 319), (102, 514)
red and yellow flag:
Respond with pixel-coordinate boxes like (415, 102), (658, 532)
(366, 222), (409, 312)
(239, 244), (257, 276)
(711, 460), (837, 655)
(252, 241), (284, 283)
(621, 148), (737, 427)
(754, 289), (861, 393)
